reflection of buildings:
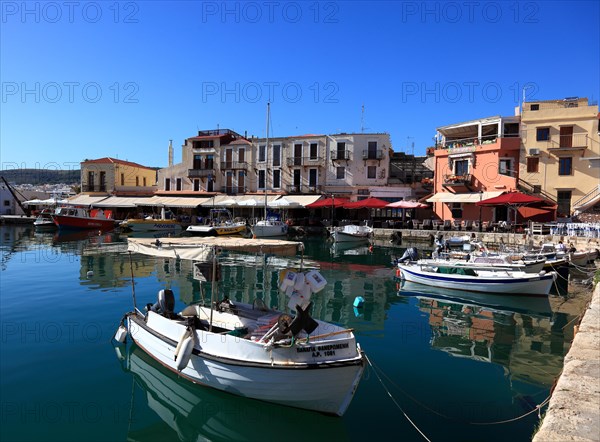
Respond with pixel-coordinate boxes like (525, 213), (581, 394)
(419, 298), (569, 385)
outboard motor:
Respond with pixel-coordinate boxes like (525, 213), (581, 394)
(148, 289), (176, 318)
(398, 247), (419, 263)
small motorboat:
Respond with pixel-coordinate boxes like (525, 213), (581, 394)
(330, 223), (373, 243)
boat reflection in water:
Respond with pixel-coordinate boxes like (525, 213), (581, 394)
(397, 280), (568, 386)
(330, 242), (371, 258)
(119, 344), (348, 442)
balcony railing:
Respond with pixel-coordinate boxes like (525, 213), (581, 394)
(306, 185), (321, 193)
(438, 134), (501, 149)
(220, 161), (248, 170)
(331, 150), (350, 160)
(362, 149), (384, 160)
(286, 156), (324, 167)
(287, 185), (303, 194)
(443, 174), (472, 186)
(546, 133), (589, 149)
(188, 168), (214, 178)
(221, 186), (246, 195)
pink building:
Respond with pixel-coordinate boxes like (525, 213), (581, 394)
(427, 116), (521, 228)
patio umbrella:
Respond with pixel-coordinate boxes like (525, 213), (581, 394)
(343, 197), (389, 209)
(268, 197), (301, 208)
(305, 197), (349, 209)
(475, 191), (552, 224)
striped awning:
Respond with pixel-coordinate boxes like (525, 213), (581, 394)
(92, 196), (149, 208)
(136, 196), (210, 208)
(67, 195), (111, 206)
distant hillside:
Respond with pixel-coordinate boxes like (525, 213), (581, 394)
(0, 169), (80, 185)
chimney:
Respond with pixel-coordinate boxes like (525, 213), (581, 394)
(168, 139), (173, 167)
(244, 130), (247, 139)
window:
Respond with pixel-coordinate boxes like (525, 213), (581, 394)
(451, 202), (462, 219)
(206, 155), (214, 169)
(258, 145), (266, 162)
(499, 158), (512, 176)
(454, 159), (469, 176)
(308, 169), (317, 187)
(121, 173), (124, 186)
(309, 143), (318, 159)
(526, 157), (539, 173)
(165, 178), (170, 191)
(336, 142), (346, 159)
(530, 104), (539, 111)
(176, 178), (182, 190)
(143, 177), (147, 186)
(135, 176), (139, 186)
(258, 170), (266, 189)
(193, 179), (200, 191)
(532, 185), (541, 194)
(558, 157), (572, 175)
(273, 169), (281, 188)
(3, 200), (9, 206)
(88, 171), (94, 188)
(272, 144), (281, 167)
(536, 127), (550, 141)
(367, 141), (378, 159)
(336, 167), (345, 179)
(193, 154), (202, 169)
(367, 165), (377, 179)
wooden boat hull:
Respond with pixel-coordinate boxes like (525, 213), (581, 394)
(121, 219), (182, 233)
(52, 214), (115, 231)
(397, 263), (556, 296)
(127, 311), (365, 416)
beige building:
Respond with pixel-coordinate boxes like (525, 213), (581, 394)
(519, 97), (600, 216)
(81, 157), (157, 196)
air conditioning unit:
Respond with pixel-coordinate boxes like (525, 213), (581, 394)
(529, 148), (540, 156)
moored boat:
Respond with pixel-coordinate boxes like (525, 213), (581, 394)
(120, 217), (183, 233)
(251, 218), (288, 238)
(186, 209), (247, 236)
(116, 237), (366, 416)
(52, 206), (116, 231)
(33, 209), (57, 230)
(330, 223), (373, 243)
(396, 260), (556, 296)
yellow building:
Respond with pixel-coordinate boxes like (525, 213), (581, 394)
(519, 97), (600, 216)
(81, 157), (157, 196)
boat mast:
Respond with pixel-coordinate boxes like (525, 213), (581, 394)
(264, 102), (270, 221)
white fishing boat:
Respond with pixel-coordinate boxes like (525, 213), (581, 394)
(115, 237), (366, 416)
(396, 260), (556, 296)
(186, 208), (247, 236)
(330, 223), (373, 243)
(33, 208), (57, 230)
(251, 104), (289, 239)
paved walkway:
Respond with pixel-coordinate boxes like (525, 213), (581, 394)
(533, 282), (600, 441)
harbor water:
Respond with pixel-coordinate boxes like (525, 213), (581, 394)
(0, 225), (595, 442)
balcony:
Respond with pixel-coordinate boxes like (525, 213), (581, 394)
(287, 185), (303, 194)
(221, 186), (246, 195)
(362, 149), (384, 160)
(286, 157), (324, 167)
(546, 133), (590, 155)
(306, 185), (321, 193)
(442, 174), (473, 191)
(188, 168), (214, 178)
(220, 161), (248, 170)
(331, 150), (350, 161)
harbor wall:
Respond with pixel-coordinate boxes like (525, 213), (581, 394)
(532, 282), (600, 441)
(372, 228), (600, 251)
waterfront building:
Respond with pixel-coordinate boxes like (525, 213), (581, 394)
(80, 157), (157, 196)
(519, 97), (600, 217)
(428, 115), (523, 225)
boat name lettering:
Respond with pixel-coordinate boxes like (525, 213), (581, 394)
(296, 343), (348, 353)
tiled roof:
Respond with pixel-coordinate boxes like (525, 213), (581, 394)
(82, 157), (155, 170)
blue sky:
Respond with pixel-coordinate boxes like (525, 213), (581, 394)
(1, 1), (599, 170)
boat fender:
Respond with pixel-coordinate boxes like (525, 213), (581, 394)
(353, 296), (365, 308)
(174, 328), (192, 361)
(293, 272), (305, 290)
(114, 325), (128, 343)
(538, 270), (546, 276)
(176, 336), (194, 371)
(395, 268), (401, 278)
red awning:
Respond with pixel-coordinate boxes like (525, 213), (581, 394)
(306, 197), (350, 208)
(343, 197), (390, 209)
(476, 191), (547, 206)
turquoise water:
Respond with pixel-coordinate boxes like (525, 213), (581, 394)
(0, 225), (576, 441)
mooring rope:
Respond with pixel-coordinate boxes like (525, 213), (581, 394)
(365, 354), (432, 442)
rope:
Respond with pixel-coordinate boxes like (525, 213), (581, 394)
(365, 354), (432, 442)
(470, 397), (551, 425)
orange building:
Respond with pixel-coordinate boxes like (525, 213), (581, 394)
(427, 116), (522, 228)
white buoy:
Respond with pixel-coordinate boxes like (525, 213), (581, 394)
(174, 329), (191, 361)
(114, 325), (127, 343)
(176, 336), (194, 371)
